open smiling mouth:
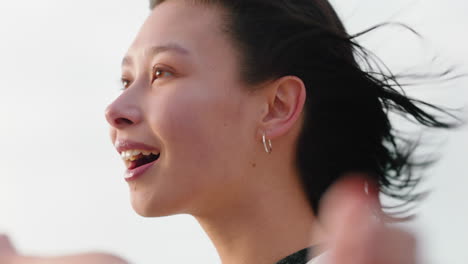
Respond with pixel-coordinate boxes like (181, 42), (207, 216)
(121, 150), (161, 170)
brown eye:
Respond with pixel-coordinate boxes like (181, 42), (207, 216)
(120, 78), (131, 90)
(152, 67), (174, 82)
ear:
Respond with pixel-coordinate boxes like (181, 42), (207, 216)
(258, 75), (306, 139)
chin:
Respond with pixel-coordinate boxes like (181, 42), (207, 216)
(130, 199), (162, 217)
(132, 202), (169, 217)
(130, 194), (186, 218)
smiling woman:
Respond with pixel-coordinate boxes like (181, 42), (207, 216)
(1, 0), (464, 264)
(106, 0), (461, 263)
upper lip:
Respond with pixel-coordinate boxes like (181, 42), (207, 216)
(115, 139), (160, 154)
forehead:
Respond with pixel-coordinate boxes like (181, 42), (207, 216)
(127, 1), (226, 59)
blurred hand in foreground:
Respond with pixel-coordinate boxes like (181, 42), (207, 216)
(317, 174), (417, 264)
(0, 235), (128, 264)
(0, 234), (17, 263)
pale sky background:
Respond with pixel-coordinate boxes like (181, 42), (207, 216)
(0, 0), (467, 264)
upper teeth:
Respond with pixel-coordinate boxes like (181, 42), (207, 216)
(120, 149), (159, 161)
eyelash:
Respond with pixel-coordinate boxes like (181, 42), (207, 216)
(120, 66), (174, 90)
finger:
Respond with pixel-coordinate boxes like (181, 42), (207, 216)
(327, 222), (417, 264)
(317, 174), (417, 264)
(323, 186), (382, 263)
(319, 173), (380, 233)
(373, 227), (417, 264)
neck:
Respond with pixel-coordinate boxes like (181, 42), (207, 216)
(193, 166), (326, 264)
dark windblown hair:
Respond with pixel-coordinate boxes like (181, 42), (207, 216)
(149, 0), (464, 218)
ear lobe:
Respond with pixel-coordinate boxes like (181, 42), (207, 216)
(260, 76), (306, 139)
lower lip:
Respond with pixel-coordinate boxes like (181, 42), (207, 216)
(124, 160), (158, 182)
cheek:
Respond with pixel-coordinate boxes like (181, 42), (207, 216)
(137, 79), (259, 215)
(154, 86), (238, 155)
(147, 83), (250, 183)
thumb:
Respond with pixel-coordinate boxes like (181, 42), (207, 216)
(319, 173), (380, 233)
(317, 174), (386, 264)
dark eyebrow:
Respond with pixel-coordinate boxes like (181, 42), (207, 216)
(121, 43), (190, 67)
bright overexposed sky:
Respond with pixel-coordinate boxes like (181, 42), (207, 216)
(0, 0), (467, 263)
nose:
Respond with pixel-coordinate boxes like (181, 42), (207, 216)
(105, 92), (143, 129)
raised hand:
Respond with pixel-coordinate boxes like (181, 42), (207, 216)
(0, 234), (128, 264)
(316, 175), (417, 264)
(0, 234), (18, 263)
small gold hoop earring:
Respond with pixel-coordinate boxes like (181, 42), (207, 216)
(262, 132), (273, 154)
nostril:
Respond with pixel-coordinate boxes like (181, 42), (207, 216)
(115, 117), (133, 126)
(105, 100), (141, 128)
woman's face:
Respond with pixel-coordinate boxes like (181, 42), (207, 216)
(105, 1), (262, 217)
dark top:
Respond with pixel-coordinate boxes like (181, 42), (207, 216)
(275, 246), (315, 264)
